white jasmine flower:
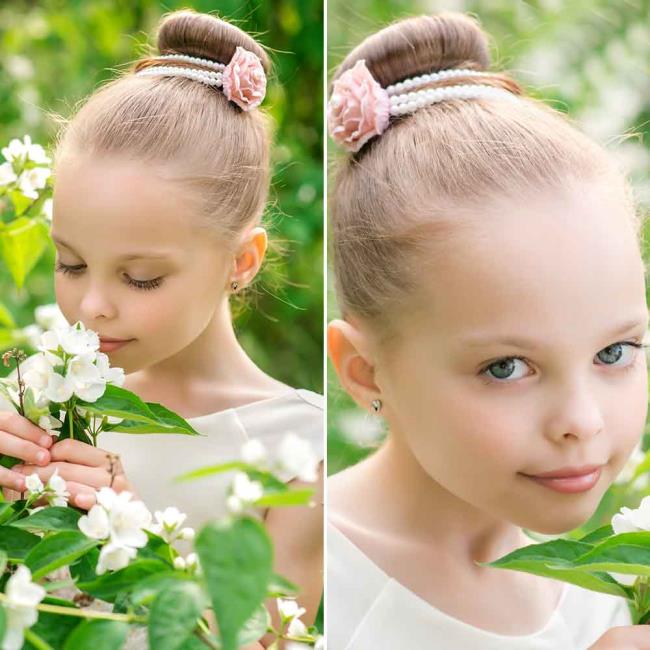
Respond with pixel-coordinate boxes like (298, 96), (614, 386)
(0, 162), (17, 186)
(148, 506), (189, 543)
(96, 543), (136, 575)
(95, 352), (125, 387)
(25, 142), (50, 165)
(34, 304), (67, 331)
(178, 527), (195, 541)
(17, 167), (50, 200)
(185, 552), (199, 570)
(44, 372), (74, 403)
(106, 492), (152, 549)
(78, 505), (111, 540)
(37, 414), (62, 433)
(225, 495), (244, 514)
(241, 439), (267, 466)
(58, 322), (100, 356)
(22, 354), (57, 392)
(173, 556), (186, 570)
(37, 329), (62, 354)
(314, 637), (325, 650)
(2, 565), (46, 650)
(24, 473), (44, 495)
(612, 496), (650, 533)
(277, 598), (306, 621)
(287, 616), (308, 637)
(45, 469), (69, 507)
(2, 136), (30, 163)
(278, 432), (319, 482)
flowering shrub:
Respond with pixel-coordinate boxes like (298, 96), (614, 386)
(0, 323), (324, 649)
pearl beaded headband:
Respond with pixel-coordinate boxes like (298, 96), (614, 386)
(135, 46), (266, 112)
(327, 59), (519, 152)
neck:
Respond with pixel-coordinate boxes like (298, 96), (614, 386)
(347, 433), (526, 568)
(126, 298), (284, 396)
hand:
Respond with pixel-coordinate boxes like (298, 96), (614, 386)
(0, 410), (53, 496)
(12, 438), (136, 510)
(588, 625), (650, 649)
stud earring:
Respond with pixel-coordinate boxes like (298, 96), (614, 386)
(371, 398), (382, 413)
(230, 280), (239, 292)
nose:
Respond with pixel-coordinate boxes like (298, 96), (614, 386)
(78, 280), (117, 321)
(543, 376), (605, 443)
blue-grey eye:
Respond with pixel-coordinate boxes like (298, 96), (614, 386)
(596, 343), (623, 365)
(484, 358), (528, 381)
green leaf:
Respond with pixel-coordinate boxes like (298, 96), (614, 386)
(78, 385), (200, 435)
(237, 604), (271, 647)
(26, 611), (80, 649)
(148, 581), (206, 650)
(255, 488), (314, 508)
(578, 524), (614, 545)
(174, 461), (248, 483)
(196, 517), (273, 650)
(128, 571), (192, 607)
(10, 507), (81, 533)
(0, 525), (41, 560)
(25, 531), (99, 580)
(564, 532), (650, 577)
(0, 217), (50, 289)
(76, 559), (170, 601)
(267, 572), (298, 597)
(0, 302), (15, 329)
(62, 620), (130, 650)
(480, 537), (629, 597)
(0, 604), (6, 648)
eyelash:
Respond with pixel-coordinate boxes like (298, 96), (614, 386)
(478, 341), (648, 386)
(54, 261), (164, 291)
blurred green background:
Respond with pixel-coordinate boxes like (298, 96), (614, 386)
(327, 0), (650, 537)
(0, 0), (323, 393)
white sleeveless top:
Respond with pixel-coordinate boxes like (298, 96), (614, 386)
(327, 521), (633, 650)
(0, 357), (323, 529)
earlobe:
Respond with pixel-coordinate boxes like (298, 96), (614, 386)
(232, 226), (267, 287)
(328, 319), (381, 411)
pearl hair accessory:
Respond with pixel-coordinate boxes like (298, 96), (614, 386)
(327, 60), (518, 152)
(135, 46), (267, 111)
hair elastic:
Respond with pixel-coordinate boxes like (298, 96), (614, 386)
(135, 46), (266, 112)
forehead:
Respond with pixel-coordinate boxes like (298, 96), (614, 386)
(418, 182), (647, 344)
(51, 155), (202, 254)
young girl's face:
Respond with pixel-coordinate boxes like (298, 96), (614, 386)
(51, 155), (231, 375)
(375, 180), (649, 535)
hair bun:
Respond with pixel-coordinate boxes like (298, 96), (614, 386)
(333, 12), (491, 88)
(156, 9), (270, 73)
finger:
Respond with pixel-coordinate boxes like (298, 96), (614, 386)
(14, 462), (109, 489)
(50, 439), (120, 469)
(0, 466), (27, 493)
(0, 431), (51, 466)
(0, 411), (53, 447)
(65, 482), (97, 510)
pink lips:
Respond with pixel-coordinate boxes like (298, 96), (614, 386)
(99, 338), (133, 352)
(521, 464), (604, 494)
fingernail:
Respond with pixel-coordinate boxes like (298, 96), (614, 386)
(39, 435), (52, 448)
(14, 477), (25, 491)
(36, 450), (48, 464)
(76, 494), (93, 508)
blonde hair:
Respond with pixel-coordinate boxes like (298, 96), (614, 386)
(329, 12), (642, 341)
(53, 9), (274, 252)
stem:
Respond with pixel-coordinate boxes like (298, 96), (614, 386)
(193, 628), (221, 649)
(23, 628), (54, 650)
(0, 593), (146, 623)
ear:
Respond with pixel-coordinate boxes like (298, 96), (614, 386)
(231, 226), (267, 288)
(328, 318), (381, 412)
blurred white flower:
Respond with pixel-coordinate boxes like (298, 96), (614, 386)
(78, 504), (111, 540)
(277, 598), (306, 621)
(612, 496), (650, 534)
(241, 438), (267, 466)
(287, 616), (308, 638)
(173, 556), (186, 570)
(58, 321), (100, 356)
(96, 352), (125, 387)
(2, 565), (46, 650)
(34, 304), (68, 332)
(147, 506), (193, 544)
(24, 473), (44, 496)
(0, 162), (17, 186)
(42, 198), (53, 221)
(173, 552), (200, 573)
(17, 167), (50, 200)
(278, 432), (319, 482)
(226, 472), (264, 514)
(2, 136), (30, 163)
(337, 409), (384, 447)
(6, 55), (35, 81)
(96, 543), (137, 575)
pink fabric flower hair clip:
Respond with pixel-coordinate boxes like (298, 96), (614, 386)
(327, 59), (390, 153)
(136, 46), (267, 112)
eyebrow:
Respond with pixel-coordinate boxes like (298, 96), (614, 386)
(51, 236), (172, 261)
(461, 316), (650, 350)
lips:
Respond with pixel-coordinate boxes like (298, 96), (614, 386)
(523, 464), (604, 479)
(99, 337), (131, 343)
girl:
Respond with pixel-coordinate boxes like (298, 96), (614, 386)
(326, 11), (648, 650)
(0, 8), (323, 642)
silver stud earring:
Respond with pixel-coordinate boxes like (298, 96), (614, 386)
(230, 280), (239, 292)
(371, 398), (382, 413)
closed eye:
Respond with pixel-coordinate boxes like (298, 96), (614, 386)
(54, 261), (164, 291)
